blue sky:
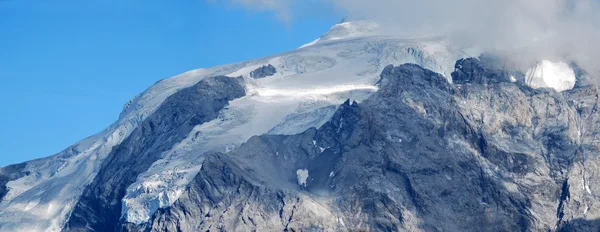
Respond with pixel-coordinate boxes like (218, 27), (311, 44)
(0, 0), (340, 166)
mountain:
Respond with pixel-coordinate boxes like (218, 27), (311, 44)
(1, 21), (599, 232)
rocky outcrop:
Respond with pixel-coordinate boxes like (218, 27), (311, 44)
(63, 76), (246, 232)
(143, 58), (600, 231)
(250, 64), (277, 79)
(451, 55), (516, 84)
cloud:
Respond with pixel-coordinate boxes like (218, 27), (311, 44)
(341, 0), (600, 69)
(220, 0), (600, 75)
(207, 0), (294, 21)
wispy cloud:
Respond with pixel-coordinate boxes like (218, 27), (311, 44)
(341, 0), (600, 72)
(208, 0), (294, 22)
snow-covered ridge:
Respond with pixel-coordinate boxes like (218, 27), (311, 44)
(253, 84), (379, 97)
(0, 20), (473, 230)
(320, 20), (381, 42)
(300, 20), (381, 48)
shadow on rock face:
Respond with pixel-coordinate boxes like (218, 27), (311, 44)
(558, 218), (600, 232)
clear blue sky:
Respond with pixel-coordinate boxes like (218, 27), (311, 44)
(0, 0), (340, 166)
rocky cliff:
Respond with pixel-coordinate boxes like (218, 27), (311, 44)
(115, 56), (600, 231)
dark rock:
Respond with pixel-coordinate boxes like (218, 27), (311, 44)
(452, 54), (514, 85)
(250, 64), (277, 79)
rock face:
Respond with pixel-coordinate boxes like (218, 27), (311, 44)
(132, 58), (600, 231)
(63, 76), (246, 232)
(249, 64), (277, 79)
(452, 55), (516, 84)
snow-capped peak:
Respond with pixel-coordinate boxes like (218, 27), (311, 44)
(300, 20), (381, 48)
(0, 19), (471, 230)
(320, 20), (381, 41)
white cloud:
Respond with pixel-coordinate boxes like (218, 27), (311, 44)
(341, 0), (600, 73)
(219, 0), (600, 76)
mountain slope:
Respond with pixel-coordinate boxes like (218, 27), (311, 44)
(143, 60), (600, 231)
(0, 21), (469, 232)
(2, 21), (599, 232)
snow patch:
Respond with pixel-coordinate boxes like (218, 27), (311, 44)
(586, 182), (592, 195)
(224, 144), (236, 153)
(296, 169), (309, 187)
(319, 147), (326, 153)
(582, 173), (592, 195)
(339, 218), (346, 227)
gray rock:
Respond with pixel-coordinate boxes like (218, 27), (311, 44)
(250, 64), (277, 79)
(451, 53), (515, 85)
(144, 58), (600, 232)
